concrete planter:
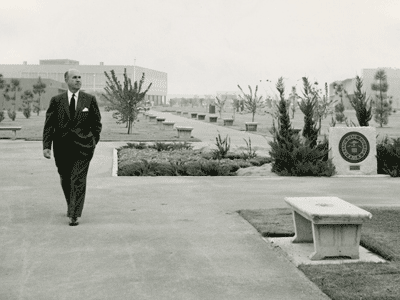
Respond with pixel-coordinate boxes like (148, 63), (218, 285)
(175, 126), (193, 139)
(223, 118), (234, 126)
(148, 115), (157, 122)
(162, 121), (175, 130)
(209, 116), (218, 123)
(197, 114), (206, 120)
(245, 122), (258, 131)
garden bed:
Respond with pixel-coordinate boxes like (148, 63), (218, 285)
(117, 142), (271, 176)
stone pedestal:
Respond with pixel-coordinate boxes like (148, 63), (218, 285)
(156, 117), (166, 128)
(329, 127), (377, 175)
(223, 118), (234, 126)
(176, 126), (193, 139)
(245, 122), (258, 131)
(162, 121), (175, 130)
(209, 116), (218, 123)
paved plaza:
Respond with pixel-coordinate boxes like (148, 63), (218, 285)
(1, 113), (400, 299)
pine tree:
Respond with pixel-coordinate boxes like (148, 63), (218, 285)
(371, 69), (392, 127)
(298, 77), (320, 148)
(103, 69), (152, 134)
(345, 76), (372, 126)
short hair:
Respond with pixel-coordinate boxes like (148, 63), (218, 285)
(64, 71), (69, 81)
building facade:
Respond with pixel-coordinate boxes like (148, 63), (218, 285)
(329, 68), (400, 110)
(0, 59), (168, 109)
(0, 78), (67, 111)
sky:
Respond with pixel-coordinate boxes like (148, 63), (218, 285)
(1, 0), (400, 96)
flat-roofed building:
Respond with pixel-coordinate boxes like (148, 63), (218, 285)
(0, 59), (168, 109)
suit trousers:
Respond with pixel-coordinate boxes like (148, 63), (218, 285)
(54, 143), (94, 218)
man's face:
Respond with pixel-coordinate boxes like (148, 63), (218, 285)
(66, 70), (82, 92)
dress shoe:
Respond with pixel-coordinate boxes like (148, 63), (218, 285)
(69, 217), (79, 226)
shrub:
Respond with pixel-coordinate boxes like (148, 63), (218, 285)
(23, 107), (31, 119)
(269, 77), (335, 177)
(7, 109), (16, 121)
(241, 137), (257, 159)
(376, 137), (400, 177)
(0, 111), (4, 123)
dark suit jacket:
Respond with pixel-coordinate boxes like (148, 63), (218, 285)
(43, 91), (102, 158)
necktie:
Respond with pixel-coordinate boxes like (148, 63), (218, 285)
(70, 94), (76, 119)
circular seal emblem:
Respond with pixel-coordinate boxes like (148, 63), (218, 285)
(339, 131), (370, 163)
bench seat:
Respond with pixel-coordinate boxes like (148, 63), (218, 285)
(284, 197), (372, 260)
(0, 127), (22, 140)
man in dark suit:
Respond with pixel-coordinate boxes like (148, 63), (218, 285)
(43, 69), (102, 226)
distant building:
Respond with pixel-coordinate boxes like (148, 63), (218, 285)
(0, 78), (67, 111)
(0, 59), (168, 109)
(329, 68), (400, 110)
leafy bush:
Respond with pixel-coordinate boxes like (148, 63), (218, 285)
(376, 137), (400, 177)
(0, 111), (4, 123)
(118, 159), (176, 176)
(149, 141), (193, 151)
(119, 158), (239, 176)
(118, 142), (148, 150)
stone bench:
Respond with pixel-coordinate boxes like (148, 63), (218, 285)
(190, 113), (198, 119)
(175, 126), (193, 139)
(245, 122), (258, 131)
(182, 112), (189, 117)
(156, 117), (166, 127)
(148, 115), (157, 122)
(223, 118), (234, 126)
(0, 126), (22, 140)
(162, 121), (175, 130)
(197, 114), (206, 120)
(284, 197), (372, 260)
(176, 111), (182, 115)
(209, 116), (218, 123)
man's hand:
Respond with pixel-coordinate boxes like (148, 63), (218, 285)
(43, 149), (51, 159)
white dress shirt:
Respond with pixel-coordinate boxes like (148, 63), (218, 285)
(67, 90), (80, 109)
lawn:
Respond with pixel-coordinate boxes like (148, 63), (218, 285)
(1, 105), (399, 142)
(155, 105), (400, 141)
(0, 108), (201, 142)
(239, 207), (400, 300)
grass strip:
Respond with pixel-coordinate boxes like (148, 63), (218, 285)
(238, 207), (400, 300)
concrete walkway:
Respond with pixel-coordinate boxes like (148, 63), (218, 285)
(1, 117), (400, 299)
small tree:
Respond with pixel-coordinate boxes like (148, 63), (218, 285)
(237, 84), (264, 122)
(32, 76), (46, 116)
(371, 69), (392, 127)
(333, 81), (347, 123)
(21, 90), (34, 118)
(0, 74), (5, 123)
(288, 86), (299, 119)
(313, 82), (336, 133)
(215, 94), (228, 118)
(343, 75), (372, 126)
(4, 79), (22, 121)
(298, 77), (320, 148)
(103, 69), (152, 134)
